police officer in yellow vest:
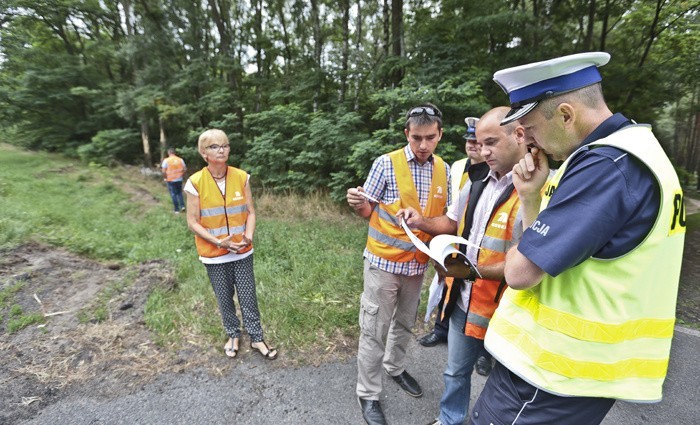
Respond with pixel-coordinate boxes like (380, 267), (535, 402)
(399, 107), (529, 425)
(470, 53), (686, 425)
(346, 103), (451, 425)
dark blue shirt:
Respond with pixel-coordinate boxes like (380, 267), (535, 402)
(519, 113), (661, 277)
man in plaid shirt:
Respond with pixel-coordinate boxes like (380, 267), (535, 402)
(347, 103), (451, 425)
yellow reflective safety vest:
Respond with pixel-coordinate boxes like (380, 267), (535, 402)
(450, 157), (470, 198)
(190, 166), (253, 258)
(442, 173), (520, 339)
(366, 148), (448, 264)
(164, 156), (185, 181)
(485, 125), (686, 402)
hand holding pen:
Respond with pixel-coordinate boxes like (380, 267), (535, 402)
(346, 187), (379, 214)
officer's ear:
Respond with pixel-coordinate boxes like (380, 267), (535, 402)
(557, 102), (575, 127)
(513, 125), (525, 144)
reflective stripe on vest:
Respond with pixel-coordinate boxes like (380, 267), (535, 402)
(365, 148), (447, 263)
(444, 186), (520, 339)
(190, 166), (253, 257)
(485, 125), (686, 401)
(164, 156), (185, 181)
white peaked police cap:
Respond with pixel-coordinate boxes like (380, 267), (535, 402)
(463, 117), (479, 140)
(493, 52), (611, 125)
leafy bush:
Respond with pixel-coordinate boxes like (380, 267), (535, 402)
(674, 166), (693, 186)
(77, 128), (141, 166)
(243, 104), (367, 199)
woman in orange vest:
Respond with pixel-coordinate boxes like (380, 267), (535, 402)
(183, 129), (277, 360)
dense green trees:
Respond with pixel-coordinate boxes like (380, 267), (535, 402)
(1, 1), (698, 199)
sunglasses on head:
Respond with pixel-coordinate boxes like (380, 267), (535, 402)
(408, 106), (442, 118)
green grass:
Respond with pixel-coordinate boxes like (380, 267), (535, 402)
(5, 304), (45, 333)
(143, 204), (370, 350)
(0, 282), (25, 308)
(686, 212), (700, 233)
(0, 144), (370, 355)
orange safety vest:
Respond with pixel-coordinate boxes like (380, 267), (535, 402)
(190, 166), (252, 257)
(442, 174), (520, 339)
(365, 148), (447, 263)
(163, 156), (185, 181)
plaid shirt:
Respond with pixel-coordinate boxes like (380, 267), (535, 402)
(362, 145), (452, 276)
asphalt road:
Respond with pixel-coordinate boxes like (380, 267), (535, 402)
(20, 326), (700, 425)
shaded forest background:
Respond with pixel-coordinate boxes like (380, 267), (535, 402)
(0, 0), (698, 200)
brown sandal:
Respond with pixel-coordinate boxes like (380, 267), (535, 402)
(251, 341), (278, 360)
(224, 337), (239, 358)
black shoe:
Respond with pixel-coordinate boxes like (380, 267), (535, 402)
(474, 355), (492, 376)
(358, 397), (387, 425)
(385, 369), (423, 397)
(418, 332), (447, 347)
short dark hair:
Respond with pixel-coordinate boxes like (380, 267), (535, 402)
(405, 102), (443, 131)
(539, 83), (605, 119)
(167, 147), (176, 153)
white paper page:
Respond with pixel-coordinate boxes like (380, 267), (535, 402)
(429, 234), (482, 277)
(400, 218), (444, 264)
(400, 219), (482, 275)
(428, 234), (480, 255)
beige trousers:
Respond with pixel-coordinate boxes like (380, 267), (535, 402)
(356, 259), (424, 400)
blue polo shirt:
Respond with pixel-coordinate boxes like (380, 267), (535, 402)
(518, 113), (661, 276)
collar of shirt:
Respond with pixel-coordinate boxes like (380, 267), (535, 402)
(578, 112), (631, 148)
(404, 144), (434, 164)
(483, 169), (514, 186)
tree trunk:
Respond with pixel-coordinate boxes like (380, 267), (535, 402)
(389, 0), (404, 87)
(140, 113), (152, 167)
(532, 0), (540, 50)
(254, 0), (264, 112)
(339, 0), (350, 103)
(599, 0), (609, 51)
(277, 1), (292, 74)
(625, 0), (664, 107)
(310, 0), (323, 112)
(353, 0), (363, 111)
(159, 115), (167, 162)
(583, 0), (596, 51)
(382, 0), (390, 59)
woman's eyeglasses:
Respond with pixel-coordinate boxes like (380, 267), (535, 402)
(206, 144), (230, 151)
(408, 107), (442, 118)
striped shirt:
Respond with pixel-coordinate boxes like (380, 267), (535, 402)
(454, 169), (521, 311)
(362, 145), (452, 276)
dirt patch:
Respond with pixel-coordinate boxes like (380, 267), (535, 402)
(112, 165), (164, 207)
(0, 243), (197, 424)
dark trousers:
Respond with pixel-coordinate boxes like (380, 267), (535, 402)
(204, 255), (264, 342)
(167, 180), (185, 211)
(469, 362), (615, 425)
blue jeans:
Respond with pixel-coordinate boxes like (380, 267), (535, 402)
(167, 180), (185, 211)
(438, 306), (484, 425)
